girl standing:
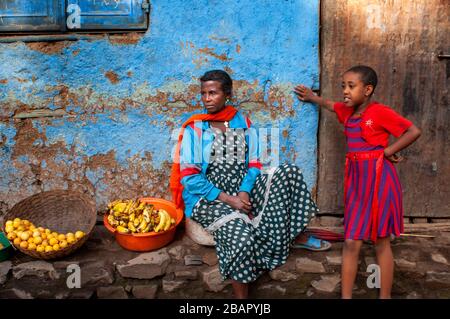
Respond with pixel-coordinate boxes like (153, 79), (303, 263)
(295, 65), (421, 299)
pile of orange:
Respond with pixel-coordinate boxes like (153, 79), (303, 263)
(4, 218), (85, 253)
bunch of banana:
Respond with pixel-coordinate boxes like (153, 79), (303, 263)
(106, 199), (175, 234)
(153, 209), (175, 233)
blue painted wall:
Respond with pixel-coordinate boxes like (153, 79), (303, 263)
(0, 0), (319, 211)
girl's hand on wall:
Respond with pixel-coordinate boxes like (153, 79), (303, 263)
(294, 84), (315, 102)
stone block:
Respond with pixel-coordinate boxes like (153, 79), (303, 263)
(295, 257), (326, 273)
(97, 286), (128, 299)
(0, 261), (12, 285)
(168, 245), (185, 261)
(325, 255), (342, 266)
(174, 269), (198, 280)
(202, 250), (218, 266)
(13, 261), (59, 280)
(311, 274), (341, 293)
(0, 288), (33, 299)
(162, 278), (188, 293)
(132, 285), (158, 299)
(269, 268), (298, 282)
(116, 249), (170, 279)
(431, 253), (448, 265)
(184, 255), (203, 266)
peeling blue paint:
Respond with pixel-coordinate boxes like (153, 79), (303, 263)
(0, 0), (320, 206)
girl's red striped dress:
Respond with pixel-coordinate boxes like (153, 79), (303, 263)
(333, 102), (413, 242)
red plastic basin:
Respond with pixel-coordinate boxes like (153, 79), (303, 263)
(104, 197), (184, 252)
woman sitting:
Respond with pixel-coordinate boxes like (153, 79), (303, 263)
(170, 70), (330, 299)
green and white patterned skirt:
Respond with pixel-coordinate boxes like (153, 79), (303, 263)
(191, 129), (317, 283)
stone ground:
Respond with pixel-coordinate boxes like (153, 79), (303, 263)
(1, 221), (449, 299)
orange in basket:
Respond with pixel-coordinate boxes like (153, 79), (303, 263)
(103, 197), (184, 252)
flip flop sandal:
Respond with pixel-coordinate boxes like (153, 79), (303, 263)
(291, 235), (332, 251)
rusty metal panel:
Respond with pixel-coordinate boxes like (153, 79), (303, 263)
(318, 0), (449, 217)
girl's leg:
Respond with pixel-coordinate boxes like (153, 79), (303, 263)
(375, 237), (394, 299)
(341, 239), (363, 299)
(231, 281), (249, 299)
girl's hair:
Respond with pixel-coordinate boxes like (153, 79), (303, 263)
(200, 70), (232, 96)
(345, 65), (378, 94)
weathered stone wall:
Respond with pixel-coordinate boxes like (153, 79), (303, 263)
(0, 0), (320, 214)
(1, 225), (449, 299)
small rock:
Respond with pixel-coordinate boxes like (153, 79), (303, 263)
(406, 291), (421, 299)
(269, 268), (298, 282)
(306, 288), (314, 297)
(0, 261), (12, 285)
(125, 285), (133, 293)
(257, 284), (286, 295)
(201, 266), (231, 292)
(13, 261), (59, 280)
(326, 255), (342, 266)
(80, 262), (114, 286)
(69, 290), (95, 299)
(96, 286), (128, 299)
(55, 292), (70, 299)
(353, 289), (367, 296)
(202, 250), (218, 266)
(394, 258), (417, 270)
(311, 274), (341, 293)
(295, 257), (326, 273)
(162, 278), (188, 293)
(168, 245), (185, 261)
(132, 285), (158, 299)
(431, 253), (448, 265)
(426, 271), (450, 286)
(0, 288), (33, 299)
(116, 249), (171, 279)
(185, 255), (203, 266)
(174, 269), (198, 280)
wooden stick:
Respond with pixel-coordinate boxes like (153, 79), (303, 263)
(400, 233), (436, 238)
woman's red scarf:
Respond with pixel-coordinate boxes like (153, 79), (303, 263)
(170, 105), (238, 210)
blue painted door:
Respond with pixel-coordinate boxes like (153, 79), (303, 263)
(0, 0), (64, 32)
(67, 0), (148, 30)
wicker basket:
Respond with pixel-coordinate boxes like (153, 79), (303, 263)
(1, 190), (97, 260)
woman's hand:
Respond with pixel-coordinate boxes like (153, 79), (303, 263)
(294, 84), (316, 102)
(238, 192), (254, 219)
(219, 192), (252, 214)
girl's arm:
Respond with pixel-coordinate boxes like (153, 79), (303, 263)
(294, 85), (336, 112)
(384, 124), (422, 162)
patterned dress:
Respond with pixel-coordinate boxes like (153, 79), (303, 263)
(191, 128), (317, 283)
(344, 117), (404, 240)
